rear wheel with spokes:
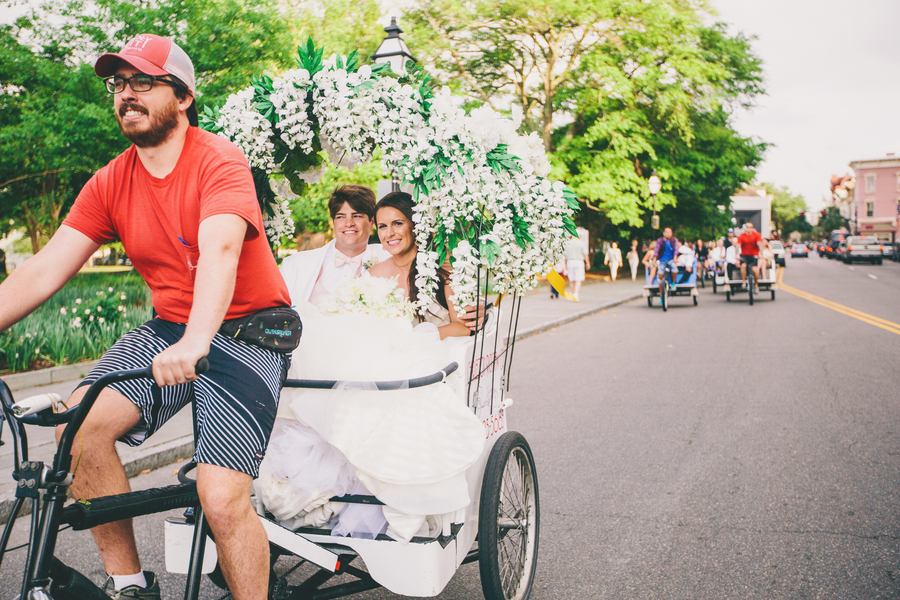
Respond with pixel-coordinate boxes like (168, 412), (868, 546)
(479, 432), (540, 600)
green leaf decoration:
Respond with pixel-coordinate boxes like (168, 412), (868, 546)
(482, 239), (500, 266)
(297, 37), (324, 76)
(346, 50), (359, 73)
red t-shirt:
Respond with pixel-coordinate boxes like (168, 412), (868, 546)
(63, 127), (290, 322)
(737, 230), (762, 256)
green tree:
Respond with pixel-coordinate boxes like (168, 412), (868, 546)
(551, 20), (764, 233)
(14, 0), (300, 109)
(816, 206), (849, 238)
(764, 182), (808, 238)
(405, 1), (765, 234)
(293, 0), (386, 64)
(0, 28), (125, 252)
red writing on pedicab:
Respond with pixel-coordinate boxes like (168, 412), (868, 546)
(469, 351), (498, 379)
(482, 409), (505, 440)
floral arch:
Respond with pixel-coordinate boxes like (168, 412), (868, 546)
(201, 40), (578, 311)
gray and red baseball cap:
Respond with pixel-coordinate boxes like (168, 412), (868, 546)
(95, 34), (195, 95)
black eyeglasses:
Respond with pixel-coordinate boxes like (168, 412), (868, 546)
(104, 74), (178, 94)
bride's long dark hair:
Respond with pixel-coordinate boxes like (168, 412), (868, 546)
(376, 192), (449, 311)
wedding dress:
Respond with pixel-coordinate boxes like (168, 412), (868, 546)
(252, 277), (484, 543)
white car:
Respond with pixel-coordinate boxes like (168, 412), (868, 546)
(769, 240), (786, 267)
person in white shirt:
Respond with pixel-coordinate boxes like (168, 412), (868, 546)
(724, 242), (740, 280)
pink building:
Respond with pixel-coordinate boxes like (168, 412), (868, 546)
(848, 154), (900, 242)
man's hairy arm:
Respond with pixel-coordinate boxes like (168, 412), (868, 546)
(151, 214), (247, 386)
(0, 226), (101, 332)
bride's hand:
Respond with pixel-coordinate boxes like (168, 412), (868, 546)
(458, 299), (486, 331)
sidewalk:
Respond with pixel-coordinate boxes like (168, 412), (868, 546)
(0, 276), (642, 522)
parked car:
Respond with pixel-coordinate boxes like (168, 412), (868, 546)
(881, 242), (895, 259)
(769, 240), (786, 267)
(839, 236), (883, 264)
(790, 243), (809, 258)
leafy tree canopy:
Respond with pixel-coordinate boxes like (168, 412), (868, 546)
(763, 182), (809, 238)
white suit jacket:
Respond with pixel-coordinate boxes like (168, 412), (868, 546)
(280, 240), (390, 305)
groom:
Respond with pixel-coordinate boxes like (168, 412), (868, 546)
(280, 185), (386, 305)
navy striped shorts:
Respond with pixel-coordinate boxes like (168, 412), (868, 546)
(77, 319), (290, 477)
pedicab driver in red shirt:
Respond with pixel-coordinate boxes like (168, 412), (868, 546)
(0, 34), (292, 600)
(737, 222), (765, 292)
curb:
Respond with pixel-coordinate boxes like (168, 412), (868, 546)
(0, 436), (194, 524)
(513, 293), (642, 342)
(0, 360), (100, 392)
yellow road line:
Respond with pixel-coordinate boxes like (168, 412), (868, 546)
(776, 268), (900, 336)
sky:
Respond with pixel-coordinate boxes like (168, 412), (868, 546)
(3, 0), (898, 212)
(711, 0), (900, 211)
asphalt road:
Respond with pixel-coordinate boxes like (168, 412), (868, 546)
(2, 254), (899, 599)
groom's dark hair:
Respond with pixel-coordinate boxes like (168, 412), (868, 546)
(329, 185), (376, 219)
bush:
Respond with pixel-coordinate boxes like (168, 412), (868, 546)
(0, 270), (152, 373)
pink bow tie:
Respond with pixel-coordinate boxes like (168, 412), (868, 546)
(335, 252), (363, 270)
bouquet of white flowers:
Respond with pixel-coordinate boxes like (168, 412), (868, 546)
(318, 274), (415, 321)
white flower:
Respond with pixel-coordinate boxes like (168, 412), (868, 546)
(319, 273), (415, 321)
(263, 199), (295, 245)
(269, 69), (316, 154)
(216, 87), (277, 173)
(209, 52), (576, 314)
(60, 307), (67, 315)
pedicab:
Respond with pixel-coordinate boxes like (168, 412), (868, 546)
(643, 259), (699, 311)
(722, 259), (777, 305)
(0, 296), (538, 600)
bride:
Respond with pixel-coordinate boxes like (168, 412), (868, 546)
(253, 191), (484, 543)
(369, 191), (471, 339)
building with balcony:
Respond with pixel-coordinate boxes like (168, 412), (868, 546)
(848, 154), (900, 242)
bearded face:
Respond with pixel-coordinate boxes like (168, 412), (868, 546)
(115, 94), (180, 148)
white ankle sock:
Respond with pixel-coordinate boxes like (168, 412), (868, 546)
(112, 572), (147, 590)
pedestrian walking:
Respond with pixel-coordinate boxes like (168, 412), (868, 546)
(605, 242), (623, 281)
(564, 232), (590, 300)
(626, 240), (640, 281)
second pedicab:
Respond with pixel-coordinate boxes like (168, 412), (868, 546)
(643, 259), (699, 311)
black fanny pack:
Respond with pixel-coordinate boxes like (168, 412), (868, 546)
(219, 306), (302, 354)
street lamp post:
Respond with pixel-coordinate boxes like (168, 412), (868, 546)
(373, 17), (417, 192)
(648, 170), (661, 230)
(372, 17), (417, 75)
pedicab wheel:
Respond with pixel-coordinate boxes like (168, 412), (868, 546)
(725, 290), (730, 301)
(748, 283), (754, 306)
(479, 431), (539, 600)
(661, 287), (668, 312)
(712, 278), (717, 294)
(647, 296), (652, 308)
(771, 290), (775, 301)
(693, 295), (698, 306)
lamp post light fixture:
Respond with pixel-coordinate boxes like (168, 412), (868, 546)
(372, 17), (417, 76)
(373, 17), (417, 192)
(648, 169), (662, 230)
